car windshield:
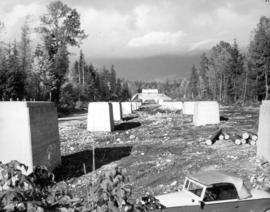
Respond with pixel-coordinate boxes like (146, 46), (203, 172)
(203, 183), (239, 202)
(184, 179), (204, 198)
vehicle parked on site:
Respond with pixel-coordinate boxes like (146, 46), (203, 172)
(156, 171), (270, 212)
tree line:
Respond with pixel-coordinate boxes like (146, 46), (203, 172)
(127, 16), (270, 105)
(0, 1), (269, 107)
(188, 16), (270, 104)
(0, 1), (131, 110)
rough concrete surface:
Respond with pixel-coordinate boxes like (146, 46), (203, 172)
(111, 102), (122, 121)
(0, 102), (61, 173)
(257, 100), (270, 162)
(160, 101), (183, 111)
(193, 101), (220, 126)
(183, 101), (196, 115)
(87, 102), (114, 132)
(121, 102), (132, 115)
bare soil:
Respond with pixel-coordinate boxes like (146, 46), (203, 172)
(55, 104), (270, 199)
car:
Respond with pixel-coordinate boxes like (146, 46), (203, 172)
(155, 170), (270, 212)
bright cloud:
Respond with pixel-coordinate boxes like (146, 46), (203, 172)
(188, 39), (218, 52)
(0, 0), (269, 57)
(128, 31), (186, 47)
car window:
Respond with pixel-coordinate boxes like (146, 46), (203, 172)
(204, 183), (238, 202)
(188, 181), (204, 198)
(184, 179), (189, 189)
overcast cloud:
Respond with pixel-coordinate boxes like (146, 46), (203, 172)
(0, 0), (269, 58)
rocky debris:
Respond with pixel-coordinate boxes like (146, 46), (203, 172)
(58, 105), (270, 198)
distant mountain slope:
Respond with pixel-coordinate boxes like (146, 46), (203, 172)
(86, 53), (202, 81)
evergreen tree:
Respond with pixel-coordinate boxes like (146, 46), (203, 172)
(227, 39), (245, 102)
(79, 50), (85, 87)
(120, 82), (130, 101)
(50, 44), (69, 104)
(19, 17), (32, 76)
(189, 65), (199, 99)
(5, 42), (26, 99)
(99, 66), (111, 100)
(38, 1), (86, 104)
(31, 44), (52, 100)
(109, 65), (117, 100)
(20, 17), (33, 99)
(199, 53), (211, 99)
(248, 16), (270, 100)
(208, 41), (232, 102)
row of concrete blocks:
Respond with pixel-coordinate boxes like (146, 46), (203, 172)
(0, 101), (142, 173)
(0, 99), (270, 175)
(159, 101), (220, 126)
(87, 101), (142, 132)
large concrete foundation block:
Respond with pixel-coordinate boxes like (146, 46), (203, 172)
(87, 102), (114, 132)
(0, 102), (61, 173)
(131, 102), (139, 111)
(111, 102), (122, 121)
(257, 100), (270, 162)
(160, 101), (183, 111)
(121, 102), (132, 115)
(193, 101), (220, 126)
(183, 101), (196, 115)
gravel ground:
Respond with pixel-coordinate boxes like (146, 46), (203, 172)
(56, 104), (270, 199)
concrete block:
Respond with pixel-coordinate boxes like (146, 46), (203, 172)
(160, 101), (183, 111)
(183, 101), (196, 115)
(111, 102), (122, 121)
(121, 102), (132, 115)
(142, 89), (158, 94)
(193, 101), (220, 126)
(87, 102), (114, 132)
(131, 102), (139, 111)
(158, 99), (164, 104)
(0, 102), (61, 173)
(257, 100), (270, 162)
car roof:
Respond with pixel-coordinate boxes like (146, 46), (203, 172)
(188, 170), (241, 186)
(187, 170), (251, 199)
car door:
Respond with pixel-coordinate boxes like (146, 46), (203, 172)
(198, 183), (240, 212)
(201, 199), (240, 212)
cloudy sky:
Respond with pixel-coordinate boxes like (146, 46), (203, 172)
(0, 0), (269, 80)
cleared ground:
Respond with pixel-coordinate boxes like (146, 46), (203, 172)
(56, 104), (270, 199)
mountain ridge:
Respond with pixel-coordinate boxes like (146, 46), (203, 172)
(84, 53), (202, 81)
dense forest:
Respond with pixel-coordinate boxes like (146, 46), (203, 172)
(0, 1), (269, 109)
(0, 1), (131, 110)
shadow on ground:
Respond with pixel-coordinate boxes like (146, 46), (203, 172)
(54, 146), (132, 181)
(220, 116), (229, 121)
(114, 122), (141, 131)
(122, 115), (139, 121)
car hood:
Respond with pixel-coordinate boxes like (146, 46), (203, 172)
(155, 191), (199, 207)
(249, 189), (270, 199)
